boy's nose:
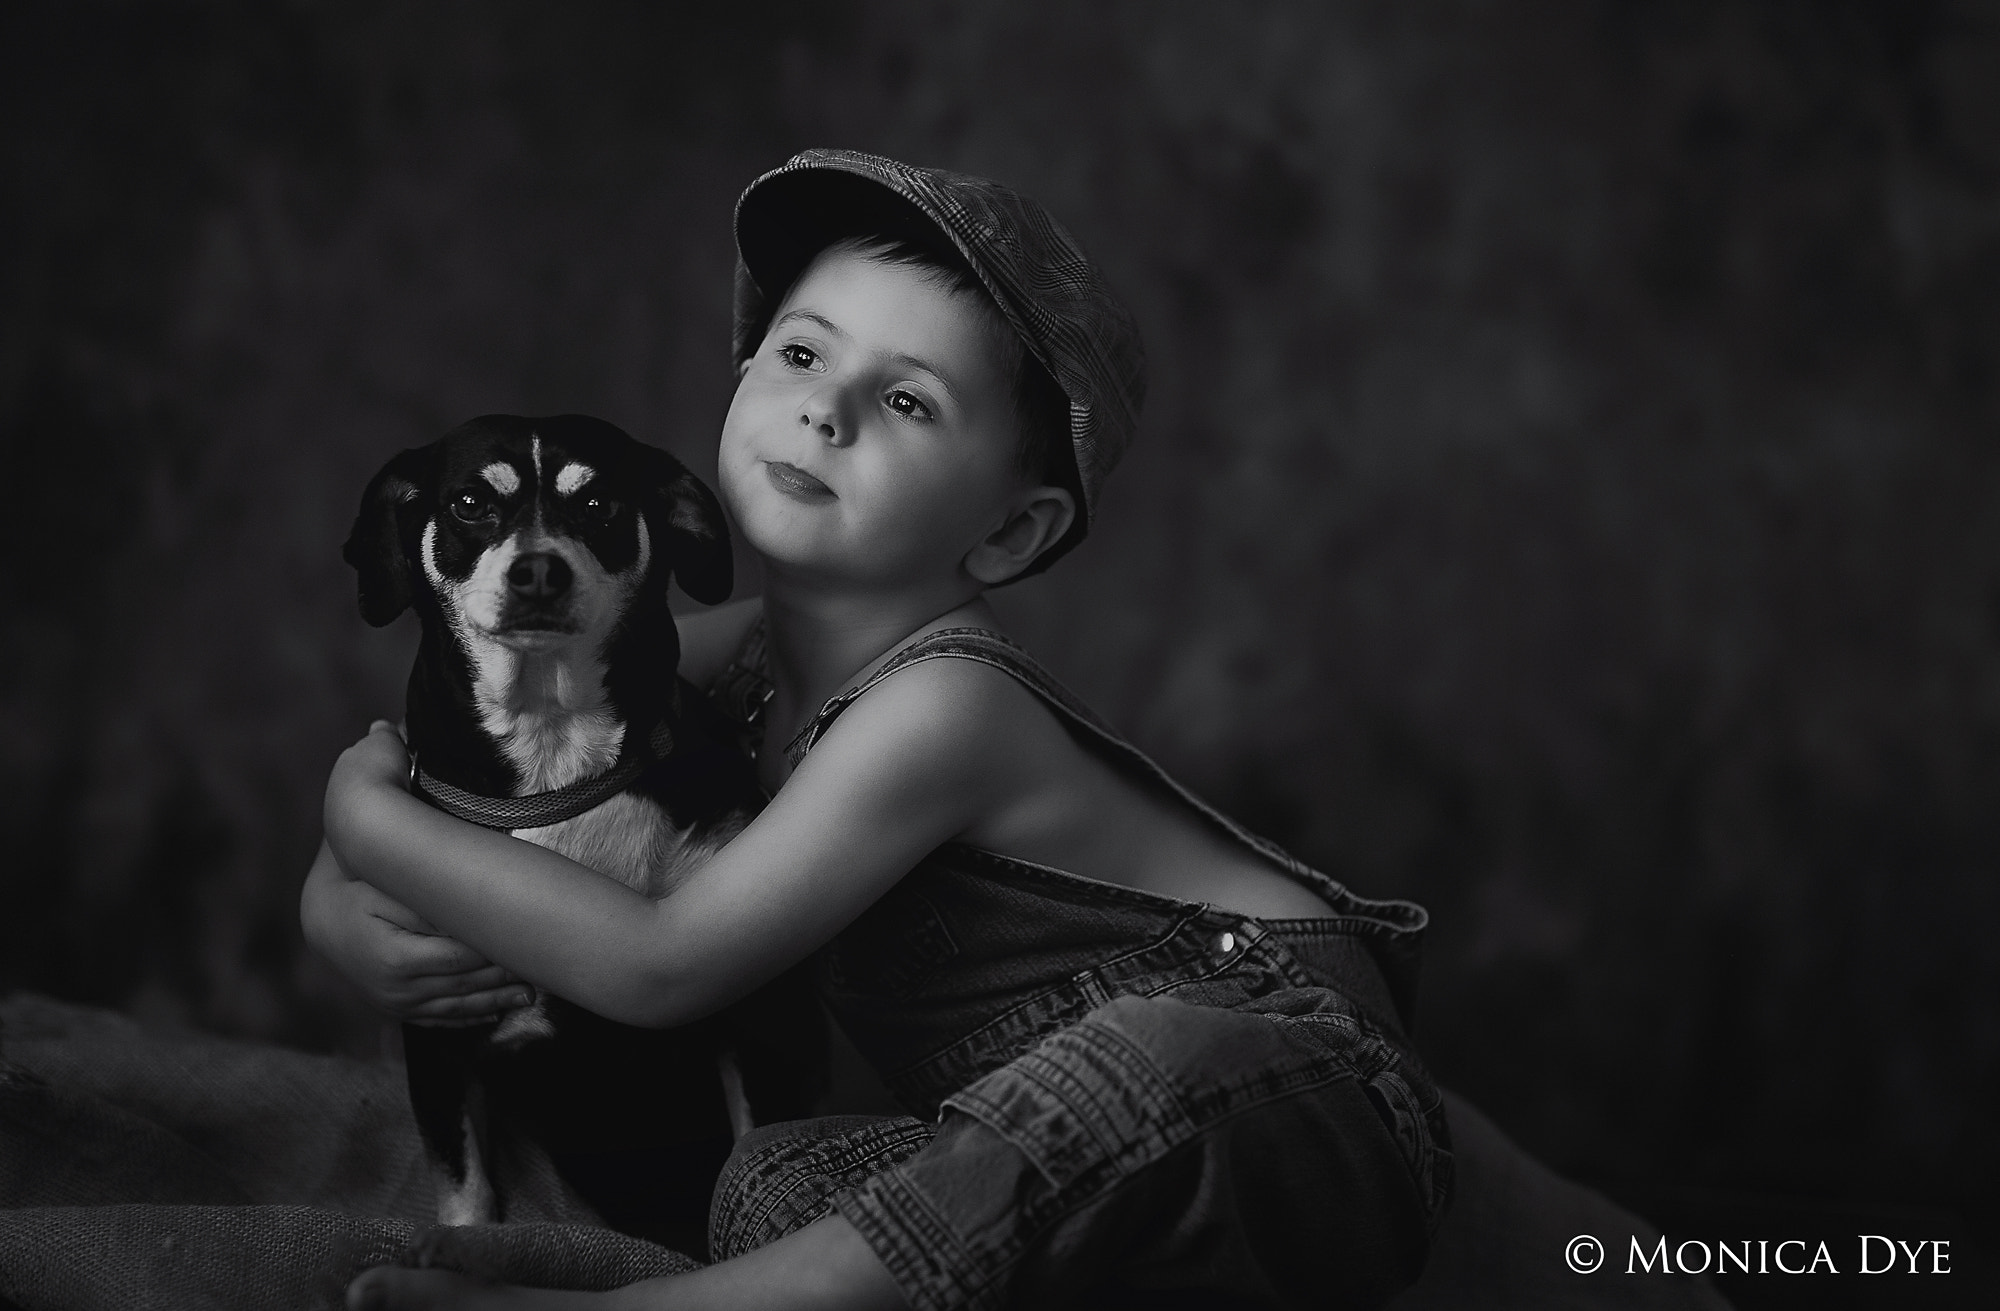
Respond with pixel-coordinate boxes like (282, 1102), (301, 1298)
(798, 394), (853, 446)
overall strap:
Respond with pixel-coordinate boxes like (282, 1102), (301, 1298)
(783, 627), (1117, 766)
(705, 621), (1115, 764)
(782, 628), (1322, 887)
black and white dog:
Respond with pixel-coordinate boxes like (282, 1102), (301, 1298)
(344, 414), (819, 1241)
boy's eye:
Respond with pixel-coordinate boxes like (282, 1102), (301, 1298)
(777, 343), (819, 370)
(885, 389), (934, 422)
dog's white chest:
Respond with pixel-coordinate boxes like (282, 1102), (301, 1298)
(512, 791), (686, 899)
(487, 790), (739, 1049)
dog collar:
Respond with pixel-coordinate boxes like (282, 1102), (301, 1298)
(409, 718), (676, 831)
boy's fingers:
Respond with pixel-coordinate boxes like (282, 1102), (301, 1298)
(406, 986), (534, 1022)
(407, 965), (520, 1000)
(390, 934), (496, 978)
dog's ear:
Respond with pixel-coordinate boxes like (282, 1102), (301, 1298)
(343, 443), (440, 626)
(635, 445), (733, 606)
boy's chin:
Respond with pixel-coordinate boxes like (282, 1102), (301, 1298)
(745, 533), (933, 591)
(735, 519), (844, 576)
(730, 500), (965, 590)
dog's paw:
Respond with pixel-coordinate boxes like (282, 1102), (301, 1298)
(434, 1176), (498, 1229)
(490, 998), (556, 1049)
(403, 1225), (505, 1280)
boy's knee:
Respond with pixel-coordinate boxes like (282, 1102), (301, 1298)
(936, 996), (1349, 1192)
(1085, 995), (1313, 1127)
(906, 998), (1431, 1304)
(977, 993), (1448, 1226)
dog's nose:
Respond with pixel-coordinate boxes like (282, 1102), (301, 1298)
(507, 552), (572, 600)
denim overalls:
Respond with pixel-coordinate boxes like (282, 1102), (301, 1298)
(706, 624), (1452, 1311)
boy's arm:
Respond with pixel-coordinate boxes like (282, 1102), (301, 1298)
(300, 839), (532, 1024)
(323, 659), (1006, 1029)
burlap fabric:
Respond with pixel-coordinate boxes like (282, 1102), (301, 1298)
(0, 992), (1727, 1310)
(0, 994), (698, 1310)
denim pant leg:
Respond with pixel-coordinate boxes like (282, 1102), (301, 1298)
(828, 991), (1449, 1311)
(709, 1114), (936, 1262)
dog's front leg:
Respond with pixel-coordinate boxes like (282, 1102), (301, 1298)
(403, 1022), (500, 1225)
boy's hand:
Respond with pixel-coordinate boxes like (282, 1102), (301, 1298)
(303, 841), (530, 1025)
(307, 720), (532, 1026)
(329, 718), (417, 802)
(304, 851), (532, 1023)
(322, 718), (418, 862)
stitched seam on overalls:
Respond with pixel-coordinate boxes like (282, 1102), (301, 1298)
(837, 1170), (989, 1311)
(880, 902), (1221, 1087)
(883, 933), (1313, 1115)
(722, 1119), (934, 1258)
(943, 1032), (1188, 1191)
(1272, 1009), (1450, 1227)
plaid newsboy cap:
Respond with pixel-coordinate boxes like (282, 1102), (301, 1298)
(732, 148), (1146, 572)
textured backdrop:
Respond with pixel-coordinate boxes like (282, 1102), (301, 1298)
(3, 0), (1995, 1281)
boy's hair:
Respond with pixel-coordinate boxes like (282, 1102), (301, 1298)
(817, 233), (1074, 494)
(733, 150), (1147, 579)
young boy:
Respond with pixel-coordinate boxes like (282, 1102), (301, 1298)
(312, 150), (1449, 1310)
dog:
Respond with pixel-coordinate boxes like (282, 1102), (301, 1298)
(343, 414), (821, 1243)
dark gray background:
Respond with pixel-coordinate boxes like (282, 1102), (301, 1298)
(3, 2), (1994, 1301)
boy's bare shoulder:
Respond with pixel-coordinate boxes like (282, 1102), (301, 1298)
(798, 646), (1117, 867)
(817, 650), (1064, 783)
(870, 645), (1047, 720)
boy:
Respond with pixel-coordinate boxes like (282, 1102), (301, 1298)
(312, 149), (1449, 1310)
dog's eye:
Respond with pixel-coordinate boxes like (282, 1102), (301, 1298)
(581, 495), (618, 523)
(451, 491), (497, 523)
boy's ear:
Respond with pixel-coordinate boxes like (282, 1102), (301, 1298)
(966, 485), (1077, 586)
(342, 443), (440, 626)
(635, 445), (733, 606)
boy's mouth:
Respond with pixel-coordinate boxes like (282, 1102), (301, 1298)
(765, 460), (835, 501)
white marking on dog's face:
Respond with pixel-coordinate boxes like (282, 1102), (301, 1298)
(479, 462), (521, 496)
(555, 461), (594, 497)
(420, 516), (656, 792)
